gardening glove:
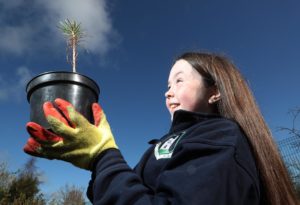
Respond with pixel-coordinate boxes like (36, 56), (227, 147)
(24, 98), (118, 170)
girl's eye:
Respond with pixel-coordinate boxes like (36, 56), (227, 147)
(176, 78), (183, 83)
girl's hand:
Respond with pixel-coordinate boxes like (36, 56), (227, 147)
(24, 98), (118, 170)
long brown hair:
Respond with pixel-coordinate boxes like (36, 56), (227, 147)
(177, 52), (298, 205)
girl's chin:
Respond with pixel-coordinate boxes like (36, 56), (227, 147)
(170, 109), (180, 120)
(171, 108), (180, 114)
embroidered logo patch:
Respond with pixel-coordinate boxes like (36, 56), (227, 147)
(154, 131), (185, 160)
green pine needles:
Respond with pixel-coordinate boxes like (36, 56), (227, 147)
(58, 19), (85, 72)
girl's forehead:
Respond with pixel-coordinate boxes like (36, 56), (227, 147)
(169, 60), (197, 77)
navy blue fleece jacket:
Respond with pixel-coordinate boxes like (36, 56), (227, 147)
(87, 110), (261, 204)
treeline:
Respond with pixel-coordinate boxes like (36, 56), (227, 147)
(0, 158), (88, 205)
(277, 108), (300, 199)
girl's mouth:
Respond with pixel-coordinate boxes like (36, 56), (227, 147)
(170, 103), (179, 110)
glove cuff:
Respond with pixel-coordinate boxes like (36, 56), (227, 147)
(88, 148), (119, 171)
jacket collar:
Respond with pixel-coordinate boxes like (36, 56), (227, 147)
(169, 110), (221, 134)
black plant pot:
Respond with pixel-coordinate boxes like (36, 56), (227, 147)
(26, 71), (100, 129)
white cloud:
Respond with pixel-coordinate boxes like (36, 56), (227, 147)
(0, 90), (8, 101)
(0, 0), (118, 56)
(16, 66), (33, 86)
(0, 25), (33, 55)
(0, 0), (23, 9)
(0, 66), (33, 102)
(42, 0), (116, 54)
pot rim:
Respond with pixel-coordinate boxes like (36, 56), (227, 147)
(26, 71), (100, 102)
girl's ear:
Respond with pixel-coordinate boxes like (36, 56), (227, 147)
(208, 90), (221, 104)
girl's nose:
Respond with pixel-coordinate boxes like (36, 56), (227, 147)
(165, 89), (174, 99)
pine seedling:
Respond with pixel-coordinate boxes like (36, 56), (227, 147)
(58, 19), (85, 72)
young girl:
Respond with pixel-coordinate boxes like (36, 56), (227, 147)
(24, 52), (298, 204)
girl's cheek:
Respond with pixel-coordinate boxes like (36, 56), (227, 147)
(179, 93), (190, 107)
(181, 91), (199, 111)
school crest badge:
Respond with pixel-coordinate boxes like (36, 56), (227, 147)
(154, 131), (185, 160)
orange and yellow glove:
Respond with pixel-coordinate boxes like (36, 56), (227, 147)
(24, 98), (117, 170)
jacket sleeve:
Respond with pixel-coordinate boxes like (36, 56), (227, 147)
(87, 139), (260, 205)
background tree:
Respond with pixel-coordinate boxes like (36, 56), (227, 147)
(0, 161), (15, 203)
(48, 184), (86, 205)
(0, 158), (88, 204)
(278, 108), (300, 198)
(0, 158), (45, 205)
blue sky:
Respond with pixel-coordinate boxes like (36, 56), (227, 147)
(1, 0), (300, 198)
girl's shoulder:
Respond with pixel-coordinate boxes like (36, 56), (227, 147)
(190, 116), (243, 144)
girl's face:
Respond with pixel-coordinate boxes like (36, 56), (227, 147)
(165, 59), (216, 119)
